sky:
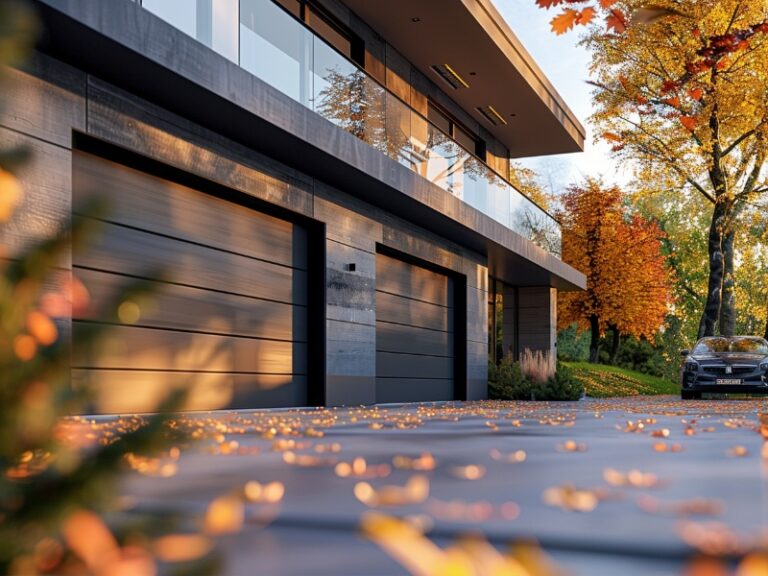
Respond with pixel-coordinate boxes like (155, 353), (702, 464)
(493, 1), (630, 193)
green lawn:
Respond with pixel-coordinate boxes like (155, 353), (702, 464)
(563, 362), (679, 397)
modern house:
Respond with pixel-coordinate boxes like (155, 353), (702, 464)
(4, 0), (586, 412)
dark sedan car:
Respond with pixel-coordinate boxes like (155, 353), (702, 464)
(680, 336), (768, 399)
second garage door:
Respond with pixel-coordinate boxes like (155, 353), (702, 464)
(375, 252), (455, 403)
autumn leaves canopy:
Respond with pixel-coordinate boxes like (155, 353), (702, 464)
(558, 181), (672, 356)
(535, 0), (768, 340)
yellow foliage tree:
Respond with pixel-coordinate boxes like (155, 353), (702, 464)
(585, 0), (768, 338)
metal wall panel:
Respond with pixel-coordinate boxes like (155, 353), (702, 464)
(72, 152), (308, 411)
(375, 252), (454, 402)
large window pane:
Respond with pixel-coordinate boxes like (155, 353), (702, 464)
(313, 37), (386, 150)
(212, 0), (239, 62)
(143, 0), (237, 62)
(240, 0), (313, 106)
(143, 0), (197, 39)
(307, 7), (352, 58)
(384, 93), (412, 168)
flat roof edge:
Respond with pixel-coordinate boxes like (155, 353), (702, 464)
(463, 0), (586, 147)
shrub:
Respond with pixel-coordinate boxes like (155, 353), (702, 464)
(615, 336), (666, 377)
(556, 324), (590, 361)
(488, 358), (529, 400)
(489, 357), (583, 401)
(536, 362), (583, 401)
(520, 348), (556, 383)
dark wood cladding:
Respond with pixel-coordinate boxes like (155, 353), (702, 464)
(75, 221), (307, 305)
(74, 152), (307, 269)
(376, 352), (452, 379)
(376, 322), (453, 358)
(72, 152), (308, 412)
(77, 268), (307, 342)
(375, 252), (454, 403)
(376, 291), (453, 332)
(72, 324), (307, 374)
(374, 378), (454, 403)
(375, 253), (451, 306)
(72, 370), (308, 411)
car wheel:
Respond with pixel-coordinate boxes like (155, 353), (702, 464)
(681, 390), (700, 400)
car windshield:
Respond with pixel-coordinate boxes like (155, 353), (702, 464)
(693, 337), (768, 355)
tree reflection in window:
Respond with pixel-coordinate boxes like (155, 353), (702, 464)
(314, 66), (561, 256)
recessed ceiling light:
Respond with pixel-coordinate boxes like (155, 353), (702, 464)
(476, 105), (508, 126)
(411, 17), (421, 22)
(430, 64), (469, 90)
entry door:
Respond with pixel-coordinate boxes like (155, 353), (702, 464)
(72, 151), (308, 412)
(375, 252), (455, 403)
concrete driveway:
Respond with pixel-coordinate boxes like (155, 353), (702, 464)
(117, 397), (768, 574)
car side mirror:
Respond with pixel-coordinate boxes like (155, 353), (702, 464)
(680, 349), (690, 357)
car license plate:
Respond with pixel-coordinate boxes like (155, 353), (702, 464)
(716, 378), (743, 385)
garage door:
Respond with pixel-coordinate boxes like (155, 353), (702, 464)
(375, 252), (454, 403)
(72, 151), (308, 412)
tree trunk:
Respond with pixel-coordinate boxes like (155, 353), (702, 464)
(609, 324), (620, 365)
(589, 314), (600, 363)
(719, 226), (736, 336)
(697, 198), (728, 338)
(764, 299), (768, 340)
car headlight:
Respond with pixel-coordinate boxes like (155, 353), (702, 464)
(760, 361), (768, 372)
(685, 360), (699, 372)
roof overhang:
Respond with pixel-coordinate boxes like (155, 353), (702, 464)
(343, 0), (585, 158)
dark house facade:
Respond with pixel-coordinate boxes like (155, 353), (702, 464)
(4, 0), (586, 412)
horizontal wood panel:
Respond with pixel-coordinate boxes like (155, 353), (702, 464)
(375, 378), (454, 404)
(73, 151), (306, 270)
(1, 53), (85, 149)
(376, 321), (453, 357)
(0, 128), (72, 259)
(376, 352), (453, 379)
(74, 220), (306, 305)
(86, 76), (315, 218)
(376, 291), (452, 333)
(74, 323), (306, 374)
(76, 268), (306, 342)
(375, 252), (450, 306)
(73, 370), (307, 413)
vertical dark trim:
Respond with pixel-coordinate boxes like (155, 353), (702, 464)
(306, 221), (327, 406)
(513, 286), (520, 362)
(453, 275), (468, 401)
(488, 276), (496, 365)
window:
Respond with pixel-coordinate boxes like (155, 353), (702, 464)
(488, 279), (516, 364)
(142, 0), (239, 62)
(272, 0), (364, 66)
(428, 101), (486, 160)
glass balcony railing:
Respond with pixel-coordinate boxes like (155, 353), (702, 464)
(142, 0), (562, 256)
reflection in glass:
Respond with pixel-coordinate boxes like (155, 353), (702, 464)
(240, 0), (313, 106)
(143, 0), (197, 39)
(143, 0), (237, 62)
(142, 0), (562, 256)
(313, 38), (387, 152)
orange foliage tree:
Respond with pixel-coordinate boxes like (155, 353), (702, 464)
(558, 180), (672, 362)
